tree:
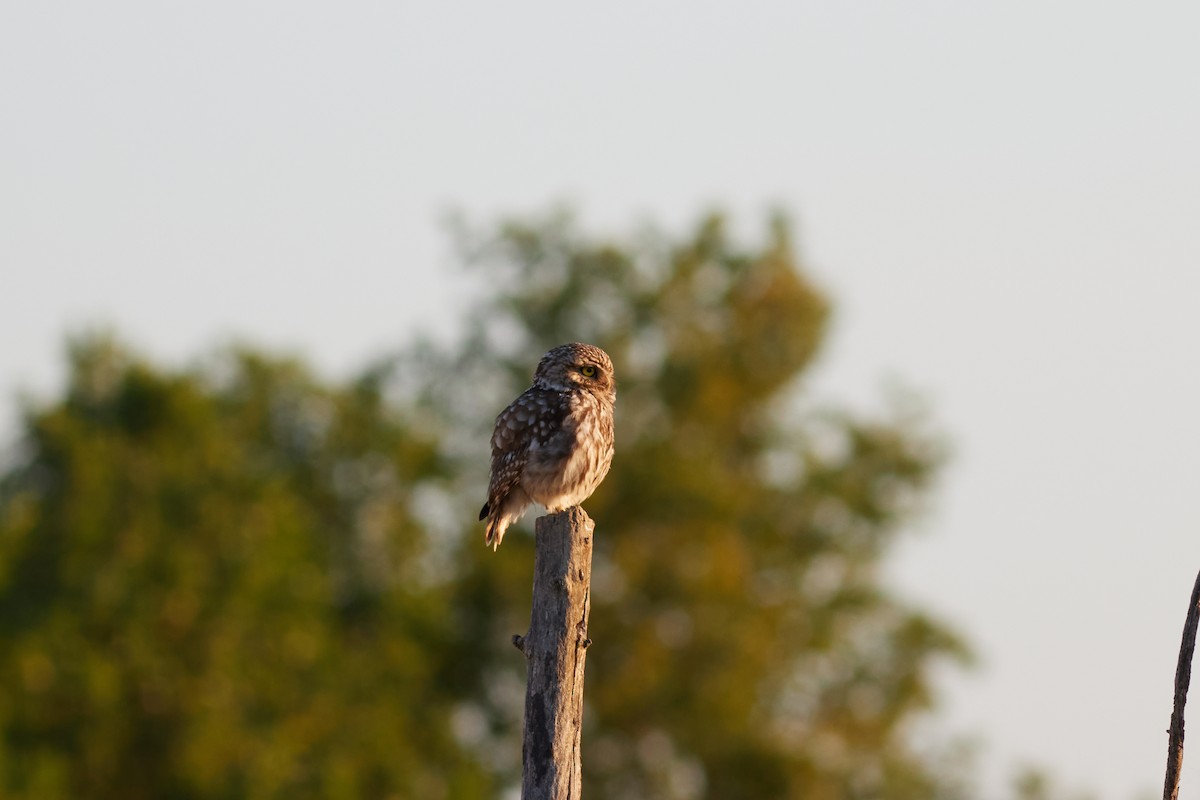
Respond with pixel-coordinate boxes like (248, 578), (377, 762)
(421, 210), (973, 798)
(0, 338), (488, 799)
(0, 210), (993, 798)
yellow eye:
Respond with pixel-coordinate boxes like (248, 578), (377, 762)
(580, 365), (597, 378)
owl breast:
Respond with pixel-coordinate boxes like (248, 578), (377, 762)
(521, 390), (614, 512)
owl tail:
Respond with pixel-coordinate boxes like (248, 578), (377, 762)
(478, 501), (506, 551)
(485, 516), (507, 552)
(480, 493), (529, 552)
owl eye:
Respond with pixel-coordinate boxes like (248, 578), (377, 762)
(580, 365), (597, 378)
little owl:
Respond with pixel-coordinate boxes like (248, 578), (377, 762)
(479, 342), (616, 550)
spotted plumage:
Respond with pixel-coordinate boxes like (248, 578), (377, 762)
(479, 342), (616, 550)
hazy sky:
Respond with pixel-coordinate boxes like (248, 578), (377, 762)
(4, 3), (1199, 797)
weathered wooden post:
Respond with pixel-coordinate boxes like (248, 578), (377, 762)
(512, 507), (595, 800)
(1163, 568), (1200, 800)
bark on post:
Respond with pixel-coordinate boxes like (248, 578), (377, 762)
(1163, 568), (1200, 800)
(513, 507), (594, 800)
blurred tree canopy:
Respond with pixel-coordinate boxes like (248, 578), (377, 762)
(0, 211), (990, 798)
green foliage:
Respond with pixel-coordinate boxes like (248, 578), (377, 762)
(0, 211), (1029, 798)
(1010, 766), (1098, 800)
(0, 338), (486, 799)
(432, 211), (972, 799)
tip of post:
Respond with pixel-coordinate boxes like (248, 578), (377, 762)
(536, 506), (594, 533)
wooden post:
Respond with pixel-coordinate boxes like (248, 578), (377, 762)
(1164, 568), (1200, 800)
(512, 507), (594, 800)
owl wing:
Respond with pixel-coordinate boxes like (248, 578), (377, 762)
(480, 387), (568, 519)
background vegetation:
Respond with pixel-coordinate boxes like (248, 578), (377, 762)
(0, 213), (1085, 798)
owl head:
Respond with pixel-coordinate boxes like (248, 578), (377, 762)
(533, 342), (615, 396)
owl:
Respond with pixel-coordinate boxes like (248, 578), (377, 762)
(479, 342), (616, 550)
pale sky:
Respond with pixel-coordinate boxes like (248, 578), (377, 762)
(3, 3), (1199, 797)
